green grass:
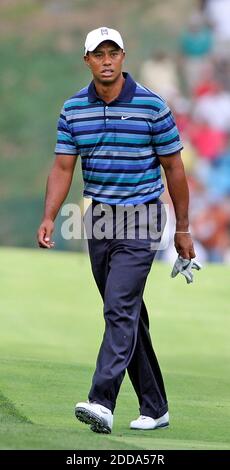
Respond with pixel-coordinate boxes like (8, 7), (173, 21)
(0, 247), (229, 450)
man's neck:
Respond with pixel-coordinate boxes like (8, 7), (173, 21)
(94, 74), (125, 104)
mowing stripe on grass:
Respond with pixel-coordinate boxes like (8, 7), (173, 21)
(0, 248), (229, 450)
(0, 390), (33, 424)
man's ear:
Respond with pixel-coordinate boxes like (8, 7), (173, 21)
(84, 55), (90, 66)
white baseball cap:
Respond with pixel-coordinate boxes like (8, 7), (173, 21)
(84, 27), (124, 55)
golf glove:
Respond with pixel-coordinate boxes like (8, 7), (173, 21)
(171, 256), (202, 284)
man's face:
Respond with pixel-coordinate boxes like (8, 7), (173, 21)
(84, 41), (125, 85)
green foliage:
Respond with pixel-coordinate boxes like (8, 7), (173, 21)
(0, 34), (86, 247)
(0, 0), (193, 248)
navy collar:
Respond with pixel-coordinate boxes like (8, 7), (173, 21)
(88, 72), (136, 103)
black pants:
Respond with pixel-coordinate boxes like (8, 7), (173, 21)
(85, 200), (168, 419)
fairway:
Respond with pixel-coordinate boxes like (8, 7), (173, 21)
(0, 247), (229, 450)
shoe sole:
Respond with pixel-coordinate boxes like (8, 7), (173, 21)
(130, 422), (169, 430)
(75, 407), (111, 434)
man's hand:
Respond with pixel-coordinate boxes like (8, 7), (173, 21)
(36, 154), (77, 249)
(171, 255), (202, 284)
(174, 232), (195, 259)
(37, 219), (55, 249)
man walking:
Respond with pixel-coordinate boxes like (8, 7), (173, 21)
(37, 27), (195, 434)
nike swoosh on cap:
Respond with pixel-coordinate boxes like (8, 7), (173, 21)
(121, 116), (130, 120)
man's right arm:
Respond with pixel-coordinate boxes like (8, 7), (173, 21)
(37, 154), (77, 248)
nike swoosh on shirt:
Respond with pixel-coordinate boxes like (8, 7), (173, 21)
(121, 116), (131, 120)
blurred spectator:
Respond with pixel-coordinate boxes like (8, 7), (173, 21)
(199, 144), (230, 199)
(214, 53), (230, 92)
(199, 0), (207, 9)
(188, 177), (211, 216)
(139, 50), (180, 102)
(172, 96), (198, 174)
(192, 199), (230, 262)
(202, 0), (230, 54)
(192, 64), (219, 97)
(172, 95), (191, 135)
(179, 11), (213, 93)
(212, 150), (230, 197)
(189, 119), (227, 161)
(139, 5), (230, 263)
(180, 139), (198, 175)
(193, 81), (230, 132)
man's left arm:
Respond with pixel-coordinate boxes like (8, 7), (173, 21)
(159, 152), (195, 260)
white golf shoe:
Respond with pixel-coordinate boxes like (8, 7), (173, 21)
(130, 411), (169, 430)
(75, 401), (113, 434)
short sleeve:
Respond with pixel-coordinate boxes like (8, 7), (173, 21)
(152, 102), (183, 156)
(54, 105), (78, 155)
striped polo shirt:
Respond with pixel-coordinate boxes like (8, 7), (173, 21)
(55, 72), (183, 205)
